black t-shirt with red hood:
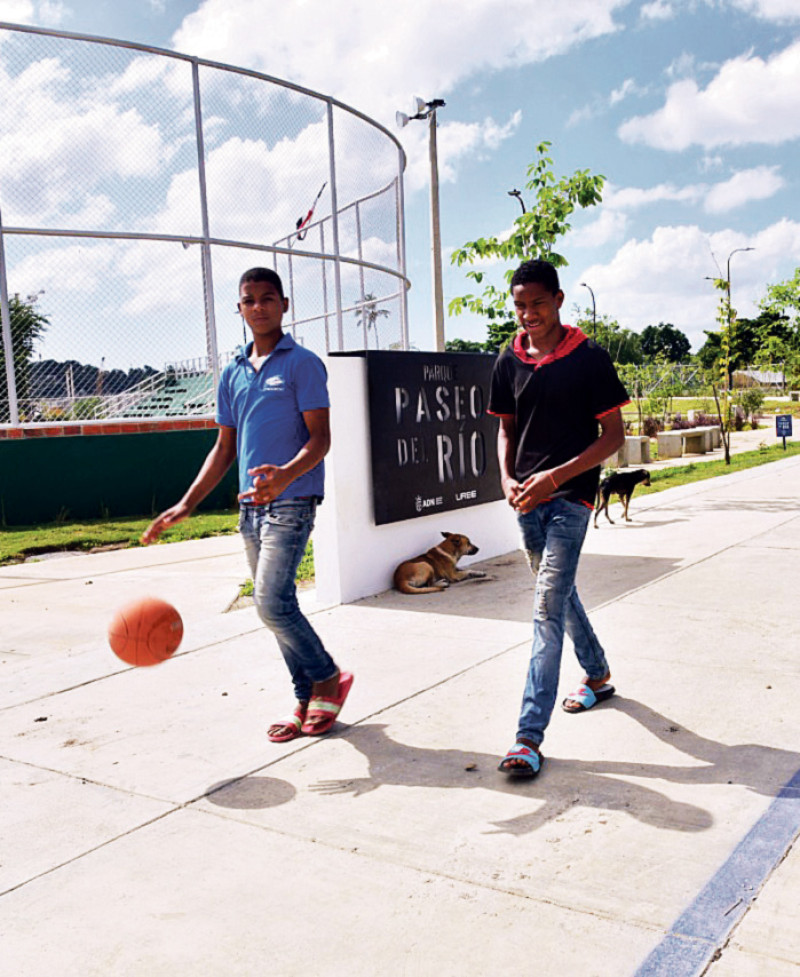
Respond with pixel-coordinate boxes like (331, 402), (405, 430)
(488, 325), (630, 507)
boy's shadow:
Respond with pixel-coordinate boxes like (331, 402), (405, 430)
(310, 701), (800, 837)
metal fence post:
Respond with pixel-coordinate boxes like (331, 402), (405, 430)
(192, 61), (221, 389)
(396, 149), (409, 350)
(0, 210), (20, 425)
(326, 102), (344, 351)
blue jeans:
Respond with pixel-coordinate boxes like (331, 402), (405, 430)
(516, 498), (609, 747)
(239, 499), (338, 703)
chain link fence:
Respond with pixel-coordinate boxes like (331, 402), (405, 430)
(0, 23), (408, 427)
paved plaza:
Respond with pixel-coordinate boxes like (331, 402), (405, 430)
(1, 445), (799, 976)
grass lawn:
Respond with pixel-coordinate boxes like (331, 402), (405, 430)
(0, 508), (317, 585)
(635, 440), (800, 496)
(2, 441), (798, 574)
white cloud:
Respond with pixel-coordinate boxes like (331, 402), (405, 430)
(0, 0), (66, 27)
(619, 39), (800, 149)
(404, 111), (522, 191)
(640, 1), (675, 21)
(665, 52), (697, 80)
(703, 165), (785, 213)
(727, 0), (800, 21)
(604, 181), (706, 208)
(568, 209), (629, 248)
(609, 78), (640, 105)
(172, 0), (628, 127)
(566, 103), (597, 127)
(0, 56), (169, 225)
(574, 219), (800, 348)
(169, 0), (629, 195)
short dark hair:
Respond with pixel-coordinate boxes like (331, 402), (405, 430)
(239, 267), (284, 299)
(510, 259), (560, 295)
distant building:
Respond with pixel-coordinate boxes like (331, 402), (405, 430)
(732, 369), (785, 389)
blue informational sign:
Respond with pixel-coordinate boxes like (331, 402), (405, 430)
(776, 414), (793, 437)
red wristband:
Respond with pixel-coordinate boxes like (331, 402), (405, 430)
(549, 473), (559, 491)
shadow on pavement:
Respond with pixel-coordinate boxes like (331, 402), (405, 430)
(366, 551), (683, 622)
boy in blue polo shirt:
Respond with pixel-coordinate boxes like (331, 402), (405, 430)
(143, 268), (353, 741)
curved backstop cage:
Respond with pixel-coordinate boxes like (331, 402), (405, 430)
(0, 22), (409, 428)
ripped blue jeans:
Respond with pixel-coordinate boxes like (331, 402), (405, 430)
(516, 498), (609, 747)
(239, 499), (338, 703)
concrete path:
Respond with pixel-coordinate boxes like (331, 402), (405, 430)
(2, 453), (800, 976)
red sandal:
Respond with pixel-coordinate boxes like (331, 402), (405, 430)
(300, 672), (354, 736)
(267, 702), (307, 743)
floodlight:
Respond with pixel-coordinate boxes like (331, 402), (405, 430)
(396, 110), (410, 128)
(412, 96), (427, 115)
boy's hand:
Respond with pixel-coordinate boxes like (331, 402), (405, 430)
(501, 474), (522, 508)
(239, 464), (292, 505)
(141, 503), (192, 545)
(513, 471), (557, 513)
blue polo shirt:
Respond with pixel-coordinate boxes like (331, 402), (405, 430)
(216, 334), (330, 500)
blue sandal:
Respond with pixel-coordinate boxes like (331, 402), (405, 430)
(497, 743), (543, 778)
(561, 683), (615, 713)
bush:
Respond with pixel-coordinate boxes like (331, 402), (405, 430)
(670, 413), (692, 430)
(694, 411), (720, 427)
(642, 415), (662, 437)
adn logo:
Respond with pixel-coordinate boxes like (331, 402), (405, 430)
(415, 495), (443, 511)
(265, 375), (285, 389)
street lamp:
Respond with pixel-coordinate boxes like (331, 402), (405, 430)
(706, 246), (755, 389)
(580, 282), (596, 339)
(397, 97), (446, 352)
(507, 188), (526, 215)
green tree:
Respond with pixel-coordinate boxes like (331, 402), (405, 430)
(354, 293), (390, 349)
(706, 276), (738, 464)
(759, 266), (800, 332)
(448, 141), (605, 349)
(696, 311), (786, 373)
(575, 309), (642, 364)
(0, 291), (49, 422)
(444, 338), (487, 352)
(640, 322), (691, 362)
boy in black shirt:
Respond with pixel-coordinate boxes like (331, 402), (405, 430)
(488, 260), (628, 777)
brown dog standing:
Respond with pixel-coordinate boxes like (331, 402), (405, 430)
(393, 532), (487, 594)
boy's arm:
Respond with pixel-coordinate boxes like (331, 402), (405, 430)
(238, 408), (330, 505)
(514, 409), (625, 512)
(141, 426), (238, 544)
(497, 415), (522, 508)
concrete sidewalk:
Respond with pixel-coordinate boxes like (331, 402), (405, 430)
(2, 456), (800, 977)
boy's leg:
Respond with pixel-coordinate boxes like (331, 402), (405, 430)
(515, 500), (592, 748)
(564, 588), (610, 682)
(240, 500), (338, 704)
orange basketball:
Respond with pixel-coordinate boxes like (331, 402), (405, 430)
(108, 596), (183, 667)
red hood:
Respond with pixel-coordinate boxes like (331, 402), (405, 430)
(512, 324), (588, 369)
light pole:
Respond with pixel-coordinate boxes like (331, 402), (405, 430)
(580, 282), (596, 339)
(705, 246), (754, 464)
(507, 188), (526, 215)
(706, 246), (755, 390)
(397, 97), (446, 352)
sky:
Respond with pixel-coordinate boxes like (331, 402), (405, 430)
(1, 0), (799, 363)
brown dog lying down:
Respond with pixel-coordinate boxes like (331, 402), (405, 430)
(594, 468), (651, 526)
(393, 532), (488, 594)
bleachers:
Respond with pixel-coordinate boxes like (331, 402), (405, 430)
(109, 371), (214, 419)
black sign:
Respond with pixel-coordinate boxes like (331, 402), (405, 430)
(365, 351), (503, 525)
(776, 414), (793, 437)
